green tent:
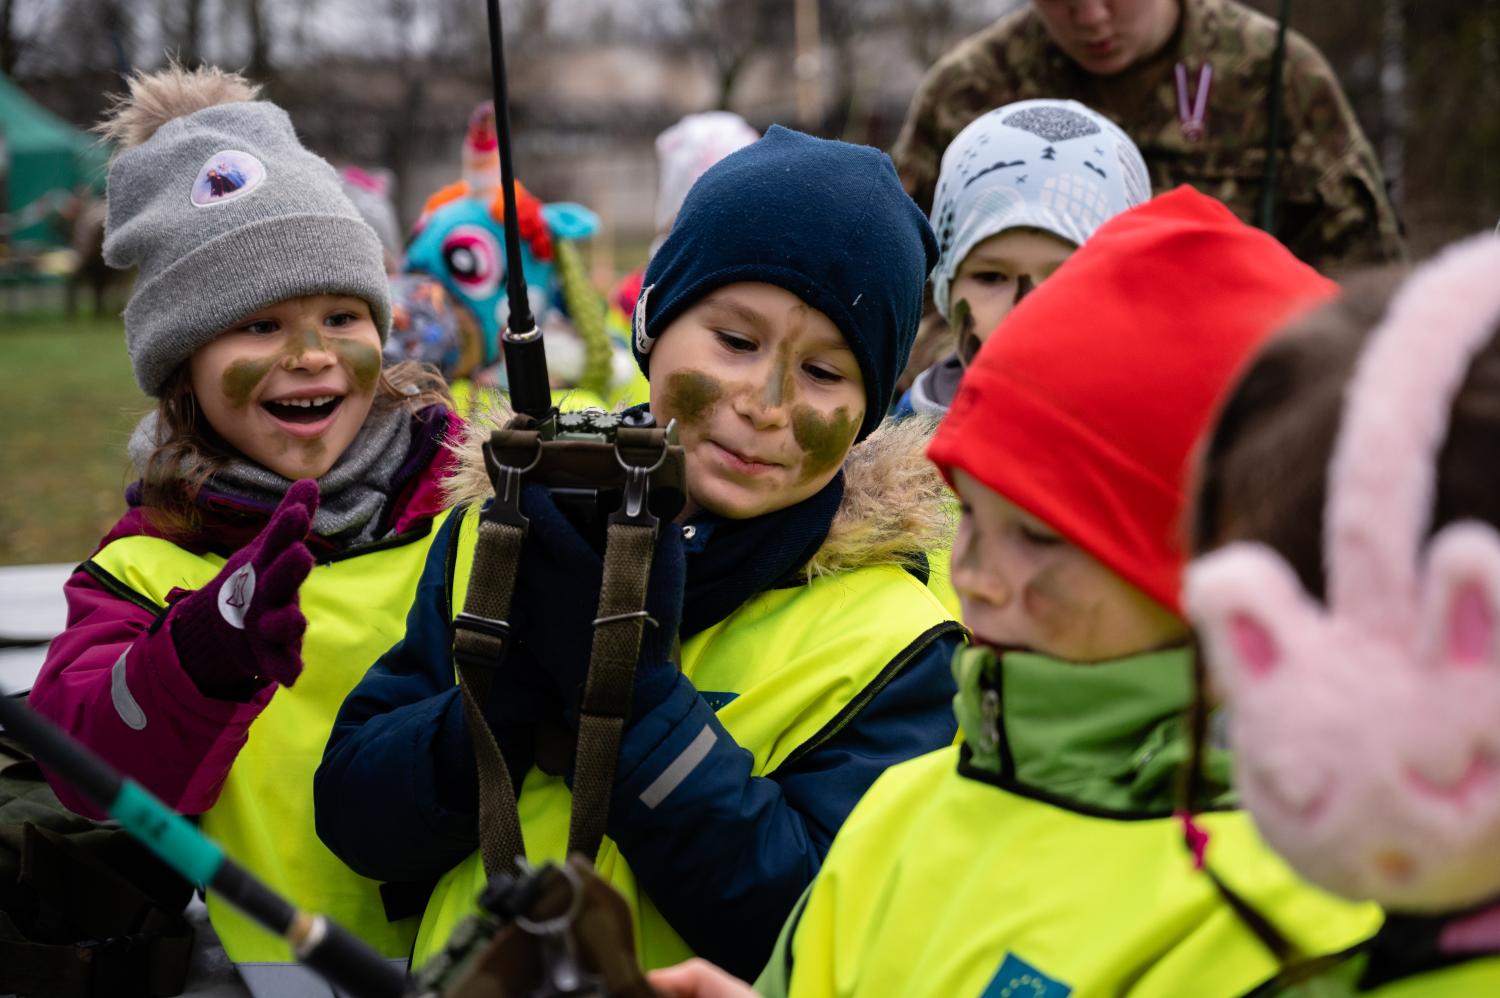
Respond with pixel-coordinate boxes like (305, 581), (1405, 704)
(0, 72), (108, 249)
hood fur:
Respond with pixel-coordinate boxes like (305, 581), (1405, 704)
(443, 399), (953, 580)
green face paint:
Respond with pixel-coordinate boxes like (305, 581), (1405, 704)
(665, 370), (723, 427)
(221, 357), (276, 408)
(332, 339), (382, 392)
(763, 338), (795, 409)
(792, 404), (857, 479)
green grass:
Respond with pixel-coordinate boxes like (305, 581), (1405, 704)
(1, 311), (147, 565)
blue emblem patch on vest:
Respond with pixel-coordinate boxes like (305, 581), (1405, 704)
(979, 953), (1071, 998)
(699, 691), (739, 712)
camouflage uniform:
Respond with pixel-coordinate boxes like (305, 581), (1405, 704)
(892, 0), (1405, 272)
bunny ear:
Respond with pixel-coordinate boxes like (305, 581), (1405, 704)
(1421, 523), (1500, 670)
(1184, 543), (1323, 700)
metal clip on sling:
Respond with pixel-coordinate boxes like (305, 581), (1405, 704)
(452, 611), (512, 671)
(609, 420), (676, 533)
(482, 433), (544, 532)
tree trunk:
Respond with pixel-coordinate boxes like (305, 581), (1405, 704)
(184, 0), (203, 67)
(1379, 0), (1407, 211)
(1483, 0), (1500, 220)
(247, 0), (272, 79)
(0, 0), (17, 77)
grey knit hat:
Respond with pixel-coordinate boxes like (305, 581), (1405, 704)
(103, 79), (390, 396)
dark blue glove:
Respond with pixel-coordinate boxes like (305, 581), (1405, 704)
(510, 484), (685, 725)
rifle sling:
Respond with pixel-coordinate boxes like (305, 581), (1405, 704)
(455, 515), (528, 879)
(460, 427), (667, 876)
(569, 519), (656, 860)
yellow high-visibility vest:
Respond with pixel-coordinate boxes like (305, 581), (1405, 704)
(764, 745), (1381, 998)
(413, 502), (961, 970)
(88, 509), (452, 965)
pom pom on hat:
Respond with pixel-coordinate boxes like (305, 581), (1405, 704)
(633, 125), (937, 442)
(101, 65), (391, 396)
(928, 187), (1339, 613)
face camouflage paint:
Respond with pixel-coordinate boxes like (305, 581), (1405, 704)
(646, 283), (866, 520)
(190, 294), (384, 480)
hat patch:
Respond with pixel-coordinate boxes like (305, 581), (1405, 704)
(633, 283), (656, 353)
(191, 150), (265, 207)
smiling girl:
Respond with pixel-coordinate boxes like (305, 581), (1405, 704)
(27, 67), (459, 994)
(315, 126), (966, 979)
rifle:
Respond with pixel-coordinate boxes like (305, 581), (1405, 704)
(435, 1), (681, 995)
(0, 693), (406, 998)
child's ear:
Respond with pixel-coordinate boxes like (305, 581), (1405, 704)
(541, 203), (600, 240)
(1421, 523), (1500, 671)
(1185, 544), (1321, 699)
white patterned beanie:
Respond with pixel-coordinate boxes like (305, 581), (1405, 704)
(929, 98), (1151, 320)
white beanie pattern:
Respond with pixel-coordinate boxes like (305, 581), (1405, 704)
(929, 99), (1150, 319)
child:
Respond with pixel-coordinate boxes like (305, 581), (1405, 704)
(1186, 235), (1500, 993)
(655, 188), (1382, 998)
(26, 67), (461, 994)
(897, 98), (1149, 418)
(315, 126), (965, 978)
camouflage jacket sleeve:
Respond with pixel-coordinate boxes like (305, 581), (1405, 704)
(890, 17), (1032, 214)
(1276, 31), (1406, 272)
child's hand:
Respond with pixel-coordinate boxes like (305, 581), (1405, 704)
(648, 959), (756, 998)
(169, 480), (319, 698)
(509, 484), (685, 724)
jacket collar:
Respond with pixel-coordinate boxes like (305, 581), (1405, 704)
(954, 643), (1234, 816)
(109, 405), (459, 558)
(444, 404), (954, 597)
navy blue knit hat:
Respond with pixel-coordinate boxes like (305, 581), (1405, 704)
(632, 125), (938, 441)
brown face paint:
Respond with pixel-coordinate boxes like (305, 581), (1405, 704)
(792, 404), (856, 480)
(332, 338), (382, 392)
(763, 338), (796, 409)
(222, 357), (276, 408)
(952, 298), (981, 367)
(664, 369), (724, 427)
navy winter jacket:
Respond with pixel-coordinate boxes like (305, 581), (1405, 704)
(317, 482), (961, 977)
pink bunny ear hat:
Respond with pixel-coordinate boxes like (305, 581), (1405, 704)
(1185, 234), (1500, 913)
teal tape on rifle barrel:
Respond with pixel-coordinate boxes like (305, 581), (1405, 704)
(114, 779), (226, 886)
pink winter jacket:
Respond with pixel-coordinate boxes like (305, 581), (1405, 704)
(28, 406), (463, 818)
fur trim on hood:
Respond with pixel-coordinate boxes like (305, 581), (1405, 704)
(444, 399), (954, 580)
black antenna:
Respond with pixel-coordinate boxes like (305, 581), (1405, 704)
(486, 0), (552, 420)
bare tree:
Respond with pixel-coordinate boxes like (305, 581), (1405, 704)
(1380, 0), (1406, 211)
(1, 0), (19, 77)
(157, 0), (206, 67)
(671, 0), (778, 110)
(894, 0), (964, 68)
(245, 0), (270, 78)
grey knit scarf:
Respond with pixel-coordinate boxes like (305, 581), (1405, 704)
(129, 396), (413, 546)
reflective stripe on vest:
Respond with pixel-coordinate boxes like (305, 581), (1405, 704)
(413, 503), (959, 970)
(87, 510), (452, 964)
(776, 746), (1381, 998)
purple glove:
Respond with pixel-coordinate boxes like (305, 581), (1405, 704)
(170, 480), (319, 698)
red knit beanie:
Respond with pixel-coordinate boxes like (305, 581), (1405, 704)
(928, 187), (1337, 613)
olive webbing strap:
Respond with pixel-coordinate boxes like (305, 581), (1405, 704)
(568, 520), (657, 861)
(454, 515), (528, 878)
